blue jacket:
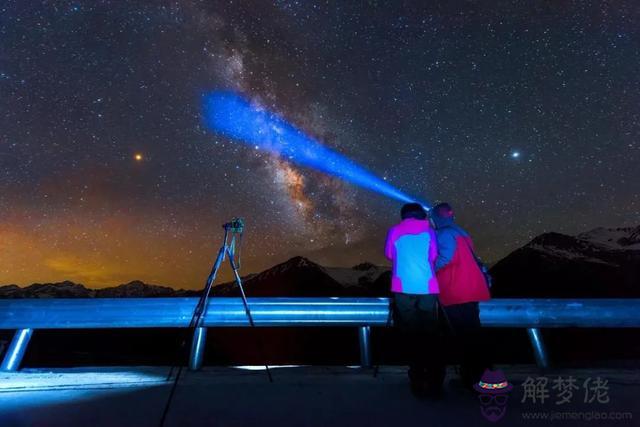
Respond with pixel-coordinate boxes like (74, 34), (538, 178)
(433, 216), (470, 271)
(432, 214), (490, 306)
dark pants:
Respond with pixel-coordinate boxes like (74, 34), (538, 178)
(442, 301), (489, 386)
(392, 293), (445, 389)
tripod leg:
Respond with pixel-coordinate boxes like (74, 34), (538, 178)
(183, 244), (227, 373)
(165, 244), (226, 381)
(193, 244), (227, 324)
(229, 251), (273, 382)
(159, 242), (228, 427)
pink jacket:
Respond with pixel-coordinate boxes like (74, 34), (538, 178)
(384, 218), (439, 294)
(434, 223), (490, 306)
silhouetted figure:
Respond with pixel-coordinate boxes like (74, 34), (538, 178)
(385, 203), (444, 397)
(432, 202), (491, 388)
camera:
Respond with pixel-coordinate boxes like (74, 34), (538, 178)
(223, 218), (244, 232)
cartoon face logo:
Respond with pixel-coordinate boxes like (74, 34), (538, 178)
(474, 369), (513, 422)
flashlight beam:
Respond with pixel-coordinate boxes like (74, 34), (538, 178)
(202, 91), (429, 208)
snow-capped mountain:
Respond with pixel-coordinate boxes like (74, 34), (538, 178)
(324, 262), (388, 288)
(0, 258), (390, 298)
(2, 225), (637, 299)
(490, 226), (640, 298)
(213, 256), (390, 297)
(576, 226), (640, 250)
(94, 281), (184, 298)
(0, 281), (95, 298)
(0, 280), (198, 299)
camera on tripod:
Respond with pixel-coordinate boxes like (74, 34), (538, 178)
(160, 216), (271, 424)
(223, 217), (244, 233)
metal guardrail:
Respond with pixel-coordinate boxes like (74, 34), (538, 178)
(1, 298), (639, 372)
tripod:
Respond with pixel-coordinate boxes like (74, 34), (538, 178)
(159, 218), (272, 427)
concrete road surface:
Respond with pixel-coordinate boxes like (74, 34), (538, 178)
(0, 365), (638, 426)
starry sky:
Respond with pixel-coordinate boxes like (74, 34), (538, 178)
(1, 1), (638, 288)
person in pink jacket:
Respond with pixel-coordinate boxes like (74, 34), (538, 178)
(385, 203), (444, 398)
(432, 202), (491, 388)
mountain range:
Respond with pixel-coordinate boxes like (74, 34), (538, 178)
(0, 258), (390, 298)
(1, 225), (638, 299)
(491, 225), (640, 297)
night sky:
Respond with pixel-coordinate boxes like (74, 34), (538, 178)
(1, 1), (638, 288)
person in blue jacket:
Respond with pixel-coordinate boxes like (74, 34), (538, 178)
(432, 202), (491, 388)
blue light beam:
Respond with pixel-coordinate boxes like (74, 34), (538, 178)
(202, 91), (429, 207)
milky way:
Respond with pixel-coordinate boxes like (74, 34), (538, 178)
(1, 1), (638, 288)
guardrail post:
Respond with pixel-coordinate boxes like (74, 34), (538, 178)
(358, 326), (371, 368)
(527, 327), (549, 369)
(1, 328), (34, 372)
(189, 327), (207, 371)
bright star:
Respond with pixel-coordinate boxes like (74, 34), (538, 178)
(511, 151), (521, 159)
(134, 153), (143, 161)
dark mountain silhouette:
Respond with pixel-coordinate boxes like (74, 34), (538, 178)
(213, 256), (342, 296)
(0, 281), (95, 298)
(213, 256), (389, 297)
(0, 257), (390, 298)
(490, 225), (640, 298)
(2, 227), (639, 367)
(0, 280), (198, 299)
(94, 280), (184, 298)
(2, 226), (638, 299)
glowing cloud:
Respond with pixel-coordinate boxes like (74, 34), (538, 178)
(202, 91), (429, 207)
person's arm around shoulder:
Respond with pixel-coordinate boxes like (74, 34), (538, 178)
(435, 228), (457, 271)
(428, 228), (438, 265)
(384, 226), (396, 261)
